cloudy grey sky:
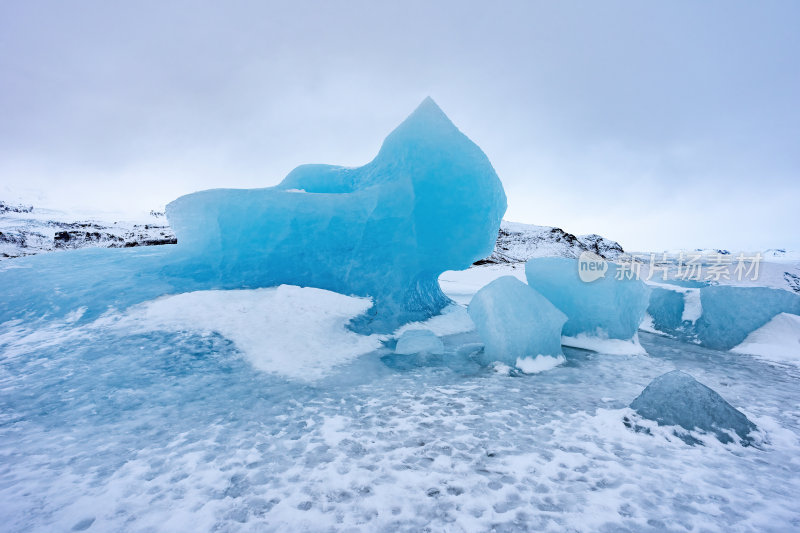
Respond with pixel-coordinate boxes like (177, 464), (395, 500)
(1, 1), (798, 251)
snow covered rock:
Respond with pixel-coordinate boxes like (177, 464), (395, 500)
(696, 286), (800, 350)
(394, 329), (444, 355)
(468, 276), (566, 367)
(629, 370), (757, 445)
(525, 257), (651, 345)
(167, 98), (506, 332)
(478, 221), (623, 265)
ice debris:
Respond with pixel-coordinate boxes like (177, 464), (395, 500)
(468, 276), (566, 367)
(394, 329), (444, 355)
(695, 286), (800, 350)
(525, 257), (651, 342)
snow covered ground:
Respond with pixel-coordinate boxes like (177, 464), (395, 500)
(1, 262), (800, 531)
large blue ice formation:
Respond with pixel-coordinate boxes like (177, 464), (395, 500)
(629, 370), (757, 445)
(166, 97), (506, 331)
(468, 276), (567, 366)
(695, 286), (800, 350)
(524, 258), (651, 340)
(0, 98), (506, 332)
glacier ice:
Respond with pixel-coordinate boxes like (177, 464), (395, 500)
(0, 98), (506, 332)
(644, 285), (800, 350)
(166, 97), (505, 332)
(467, 276), (566, 366)
(695, 286), (800, 350)
(647, 287), (686, 333)
(395, 329), (444, 355)
(524, 257), (651, 341)
(731, 313), (800, 363)
(629, 370), (757, 445)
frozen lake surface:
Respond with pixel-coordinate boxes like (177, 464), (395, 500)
(1, 306), (799, 532)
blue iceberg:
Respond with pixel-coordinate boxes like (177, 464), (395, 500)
(629, 370), (757, 445)
(524, 257), (651, 341)
(695, 286), (800, 350)
(468, 276), (566, 366)
(0, 98), (506, 332)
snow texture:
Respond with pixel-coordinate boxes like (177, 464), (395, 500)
(515, 354), (566, 374)
(166, 97), (506, 332)
(111, 286), (383, 381)
(561, 333), (647, 356)
(468, 276), (566, 366)
(525, 257), (651, 341)
(394, 329), (444, 355)
(629, 370), (757, 445)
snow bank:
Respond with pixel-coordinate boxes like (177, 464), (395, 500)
(114, 285), (383, 381)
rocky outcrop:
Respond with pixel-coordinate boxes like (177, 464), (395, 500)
(0, 204), (176, 259)
(475, 221), (623, 265)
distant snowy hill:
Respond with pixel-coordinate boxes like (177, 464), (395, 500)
(0, 201), (175, 259)
(476, 220), (624, 264)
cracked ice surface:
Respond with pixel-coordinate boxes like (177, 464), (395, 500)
(1, 313), (800, 532)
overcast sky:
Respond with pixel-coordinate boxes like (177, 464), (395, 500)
(1, 1), (798, 251)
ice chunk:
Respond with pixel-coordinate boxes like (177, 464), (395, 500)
(731, 313), (800, 364)
(647, 287), (685, 333)
(0, 99), (506, 332)
(467, 276), (567, 366)
(525, 257), (651, 342)
(696, 286), (800, 350)
(165, 98), (506, 333)
(629, 370), (757, 445)
(394, 329), (444, 355)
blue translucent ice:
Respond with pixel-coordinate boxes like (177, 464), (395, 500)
(0, 98), (506, 332)
(629, 370), (757, 445)
(695, 286), (800, 350)
(468, 276), (566, 366)
(395, 329), (444, 355)
(525, 257), (651, 340)
(647, 287), (686, 334)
